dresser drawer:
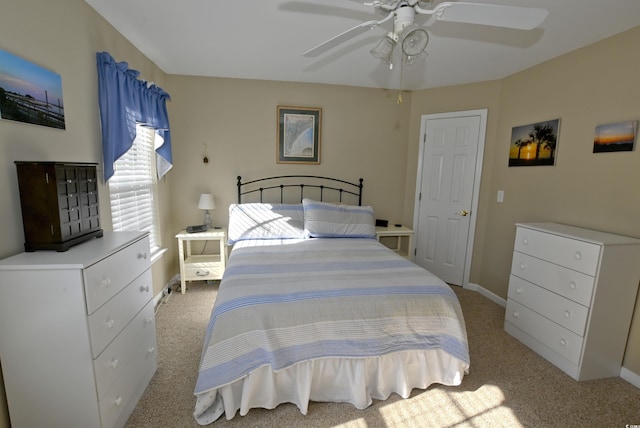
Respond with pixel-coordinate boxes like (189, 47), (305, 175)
(184, 265), (224, 280)
(94, 298), (157, 401)
(88, 269), (153, 358)
(508, 275), (589, 336)
(97, 300), (157, 427)
(510, 251), (595, 306)
(184, 256), (224, 280)
(505, 300), (583, 364)
(514, 227), (601, 275)
(84, 236), (150, 314)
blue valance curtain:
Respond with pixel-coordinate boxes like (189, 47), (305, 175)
(96, 51), (173, 181)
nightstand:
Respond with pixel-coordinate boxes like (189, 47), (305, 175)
(176, 228), (227, 293)
(376, 225), (414, 260)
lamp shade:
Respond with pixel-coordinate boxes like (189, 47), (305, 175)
(370, 34), (397, 65)
(404, 50), (428, 66)
(401, 24), (429, 57)
(197, 193), (216, 210)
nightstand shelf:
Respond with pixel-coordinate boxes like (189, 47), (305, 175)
(176, 228), (227, 293)
(376, 225), (414, 259)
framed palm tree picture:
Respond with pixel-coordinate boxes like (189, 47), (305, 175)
(508, 119), (560, 166)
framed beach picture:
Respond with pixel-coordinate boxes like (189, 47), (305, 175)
(593, 120), (637, 153)
(277, 106), (321, 164)
(508, 119), (560, 167)
(0, 49), (65, 129)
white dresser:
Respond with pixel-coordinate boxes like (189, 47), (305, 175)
(504, 222), (640, 381)
(0, 232), (157, 428)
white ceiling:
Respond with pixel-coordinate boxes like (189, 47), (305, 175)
(84, 0), (640, 91)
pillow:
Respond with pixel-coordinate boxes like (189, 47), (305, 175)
(302, 198), (375, 238)
(228, 203), (305, 245)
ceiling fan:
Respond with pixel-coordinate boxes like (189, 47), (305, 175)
(303, 1), (548, 67)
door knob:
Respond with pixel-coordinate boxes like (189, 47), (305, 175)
(456, 210), (470, 216)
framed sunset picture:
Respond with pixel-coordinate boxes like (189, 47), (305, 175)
(508, 119), (560, 167)
(0, 49), (65, 129)
(593, 120), (637, 153)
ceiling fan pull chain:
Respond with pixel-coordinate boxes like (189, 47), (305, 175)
(397, 59), (404, 104)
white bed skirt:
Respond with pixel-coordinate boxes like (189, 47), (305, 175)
(193, 349), (469, 425)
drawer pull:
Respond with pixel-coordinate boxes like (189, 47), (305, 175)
(574, 251), (582, 260)
(522, 238), (529, 245)
(515, 287), (522, 294)
(519, 263), (526, 270)
(114, 396), (123, 407)
(564, 310), (571, 318)
(140, 285), (150, 293)
(559, 338), (567, 347)
(101, 278), (111, 287)
(138, 252), (148, 260)
(148, 346), (156, 355)
(144, 317), (154, 325)
(106, 319), (115, 329)
(512, 311), (519, 318)
(569, 281), (577, 290)
(110, 358), (119, 369)
(196, 270), (210, 276)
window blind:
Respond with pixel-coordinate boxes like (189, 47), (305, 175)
(109, 125), (161, 253)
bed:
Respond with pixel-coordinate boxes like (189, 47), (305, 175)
(193, 176), (470, 425)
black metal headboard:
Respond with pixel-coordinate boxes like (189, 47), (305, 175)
(237, 175), (363, 205)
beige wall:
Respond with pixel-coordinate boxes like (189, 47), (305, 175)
(166, 76), (412, 244)
(407, 26), (640, 374)
(0, 1), (173, 426)
(476, 26), (640, 372)
(1, 0), (639, 426)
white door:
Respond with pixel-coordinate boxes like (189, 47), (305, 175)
(412, 110), (487, 286)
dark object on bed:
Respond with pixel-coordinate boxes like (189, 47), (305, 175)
(237, 175), (363, 205)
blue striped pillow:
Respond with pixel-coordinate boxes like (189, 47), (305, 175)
(302, 198), (375, 238)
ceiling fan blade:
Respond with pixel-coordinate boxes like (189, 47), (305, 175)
(433, 2), (548, 30)
(303, 13), (393, 57)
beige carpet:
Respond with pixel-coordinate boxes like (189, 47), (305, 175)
(125, 281), (640, 427)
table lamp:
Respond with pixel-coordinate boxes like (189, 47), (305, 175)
(198, 193), (215, 229)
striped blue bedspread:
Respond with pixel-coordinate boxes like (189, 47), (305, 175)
(194, 237), (469, 396)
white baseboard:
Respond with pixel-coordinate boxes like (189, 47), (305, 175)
(465, 282), (506, 307)
(153, 287), (167, 308)
(154, 273), (181, 309)
(620, 367), (640, 389)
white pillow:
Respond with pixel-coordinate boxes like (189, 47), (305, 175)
(302, 198), (375, 238)
(228, 203), (305, 245)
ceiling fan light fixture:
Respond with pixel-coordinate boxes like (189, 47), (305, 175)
(401, 24), (429, 56)
(403, 50), (428, 66)
(370, 33), (397, 65)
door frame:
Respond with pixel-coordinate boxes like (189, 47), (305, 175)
(411, 109), (488, 288)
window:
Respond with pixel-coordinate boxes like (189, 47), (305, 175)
(109, 124), (162, 254)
